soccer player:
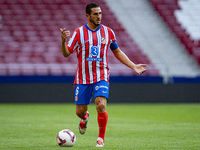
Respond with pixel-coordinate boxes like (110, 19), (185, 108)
(60, 2), (146, 147)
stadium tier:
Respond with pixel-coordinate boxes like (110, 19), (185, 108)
(150, 0), (200, 65)
(0, 0), (159, 76)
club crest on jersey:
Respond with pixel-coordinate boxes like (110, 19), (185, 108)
(75, 96), (78, 101)
(101, 37), (107, 44)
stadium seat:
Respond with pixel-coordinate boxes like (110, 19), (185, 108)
(150, 0), (200, 66)
(0, 0), (158, 76)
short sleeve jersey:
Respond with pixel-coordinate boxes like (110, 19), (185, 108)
(67, 24), (118, 84)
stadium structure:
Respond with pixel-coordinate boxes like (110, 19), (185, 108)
(0, 0), (200, 103)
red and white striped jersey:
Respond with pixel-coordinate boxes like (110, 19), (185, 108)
(67, 24), (117, 84)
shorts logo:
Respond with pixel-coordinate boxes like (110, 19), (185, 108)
(95, 85), (109, 91)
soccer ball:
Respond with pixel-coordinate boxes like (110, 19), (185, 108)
(56, 129), (76, 147)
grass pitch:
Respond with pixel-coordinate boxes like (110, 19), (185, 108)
(0, 103), (200, 150)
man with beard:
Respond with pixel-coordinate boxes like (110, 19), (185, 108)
(60, 2), (146, 147)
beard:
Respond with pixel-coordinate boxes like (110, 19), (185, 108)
(90, 18), (101, 26)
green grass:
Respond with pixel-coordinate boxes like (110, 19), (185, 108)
(0, 104), (200, 150)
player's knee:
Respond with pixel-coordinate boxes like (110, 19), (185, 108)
(96, 103), (106, 113)
(76, 110), (85, 117)
(95, 97), (107, 113)
(76, 105), (87, 117)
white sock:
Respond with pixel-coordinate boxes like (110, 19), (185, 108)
(97, 137), (104, 142)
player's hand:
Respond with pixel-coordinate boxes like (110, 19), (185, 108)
(60, 28), (70, 43)
(133, 64), (147, 75)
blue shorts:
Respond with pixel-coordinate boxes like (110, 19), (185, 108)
(74, 80), (109, 105)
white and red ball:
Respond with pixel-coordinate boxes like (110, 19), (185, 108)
(56, 129), (76, 147)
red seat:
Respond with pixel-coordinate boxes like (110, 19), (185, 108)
(0, 0), (159, 76)
(149, 0), (200, 66)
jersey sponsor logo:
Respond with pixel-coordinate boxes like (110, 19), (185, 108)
(86, 46), (102, 62)
(91, 46), (99, 57)
(86, 57), (102, 61)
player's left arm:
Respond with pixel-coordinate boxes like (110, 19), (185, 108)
(112, 47), (147, 75)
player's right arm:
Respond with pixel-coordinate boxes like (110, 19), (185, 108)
(60, 28), (71, 57)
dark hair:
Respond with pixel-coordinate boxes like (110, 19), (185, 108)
(86, 2), (100, 15)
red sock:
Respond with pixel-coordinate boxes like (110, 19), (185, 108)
(97, 111), (108, 140)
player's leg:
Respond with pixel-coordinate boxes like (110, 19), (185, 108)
(93, 81), (109, 147)
(76, 104), (88, 118)
(76, 104), (89, 134)
(74, 84), (92, 134)
(95, 96), (108, 147)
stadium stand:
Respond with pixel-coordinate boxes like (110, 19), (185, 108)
(0, 0), (159, 76)
(106, 0), (200, 80)
(150, 0), (200, 65)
